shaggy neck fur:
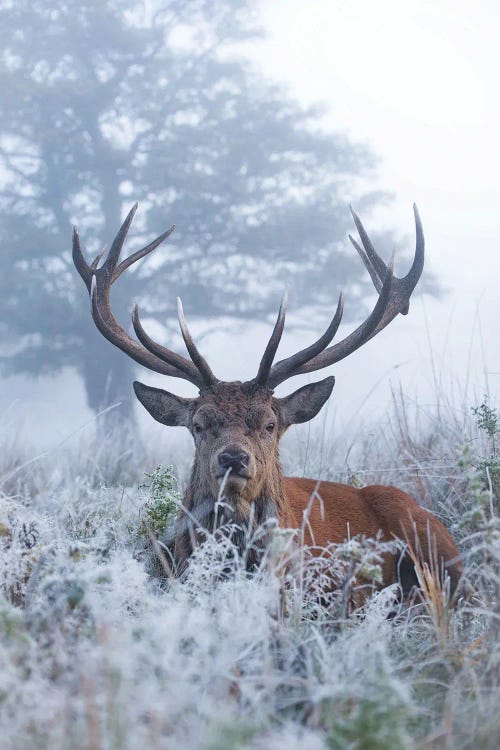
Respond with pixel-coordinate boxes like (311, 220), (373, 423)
(173, 448), (288, 574)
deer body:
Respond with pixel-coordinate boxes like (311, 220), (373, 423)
(73, 203), (462, 599)
(284, 478), (462, 592)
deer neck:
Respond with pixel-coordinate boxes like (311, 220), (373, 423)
(186, 450), (287, 521)
(174, 452), (288, 571)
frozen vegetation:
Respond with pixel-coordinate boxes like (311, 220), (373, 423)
(0, 390), (499, 749)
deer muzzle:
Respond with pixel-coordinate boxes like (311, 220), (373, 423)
(214, 443), (256, 493)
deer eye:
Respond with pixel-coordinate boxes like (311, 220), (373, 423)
(193, 423), (204, 435)
(266, 422), (276, 433)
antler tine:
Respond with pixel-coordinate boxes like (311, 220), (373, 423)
(72, 202), (138, 290)
(132, 304), (200, 380)
(103, 202), (138, 276)
(403, 204), (424, 292)
(349, 206), (386, 287)
(88, 277), (200, 386)
(349, 234), (383, 293)
(74, 204), (212, 389)
(265, 206), (424, 387)
(177, 298), (218, 387)
(265, 292), (345, 389)
(268, 267), (393, 388)
(72, 227), (93, 292)
(254, 289), (288, 386)
(113, 224), (176, 283)
(351, 204), (424, 315)
(91, 247), (107, 270)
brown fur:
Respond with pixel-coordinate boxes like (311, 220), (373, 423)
(284, 478), (462, 594)
(173, 382), (287, 570)
(74, 200), (447, 597)
(164, 381), (462, 596)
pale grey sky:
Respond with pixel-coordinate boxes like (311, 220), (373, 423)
(253, 0), (500, 284)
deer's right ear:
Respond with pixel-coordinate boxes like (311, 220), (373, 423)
(133, 381), (194, 427)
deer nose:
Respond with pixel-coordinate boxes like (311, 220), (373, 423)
(218, 448), (249, 473)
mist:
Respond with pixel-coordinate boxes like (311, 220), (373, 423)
(1, 1), (498, 451)
(1, 4), (500, 748)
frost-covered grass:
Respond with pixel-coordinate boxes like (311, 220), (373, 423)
(1, 392), (499, 749)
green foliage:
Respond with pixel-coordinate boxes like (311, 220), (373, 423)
(138, 465), (180, 537)
(472, 399), (499, 447)
(441, 398), (500, 543)
(337, 537), (385, 585)
(324, 652), (413, 750)
(207, 722), (256, 750)
(472, 397), (500, 509)
(455, 444), (493, 532)
(0, 593), (28, 642)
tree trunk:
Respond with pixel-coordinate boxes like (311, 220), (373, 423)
(81, 327), (136, 428)
(80, 329), (149, 483)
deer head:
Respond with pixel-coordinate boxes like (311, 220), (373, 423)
(73, 204), (424, 561)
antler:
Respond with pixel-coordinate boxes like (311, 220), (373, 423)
(73, 203), (218, 389)
(255, 204), (424, 389)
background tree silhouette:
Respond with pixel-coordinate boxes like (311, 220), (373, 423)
(0, 0), (388, 422)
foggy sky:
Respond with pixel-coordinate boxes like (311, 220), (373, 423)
(2, 0), (499, 449)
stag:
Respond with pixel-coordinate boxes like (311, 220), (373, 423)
(73, 204), (462, 597)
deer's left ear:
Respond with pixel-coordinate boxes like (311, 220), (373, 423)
(277, 376), (335, 428)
